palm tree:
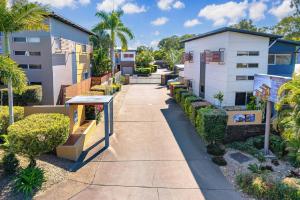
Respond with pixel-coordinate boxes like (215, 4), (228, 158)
(0, 0), (49, 124)
(93, 10), (134, 76)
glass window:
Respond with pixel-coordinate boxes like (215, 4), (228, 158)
(237, 51), (248, 56)
(268, 54), (275, 65)
(237, 63), (247, 68)
(248, 76), (254, 80)
(29, 52), (41, 56)
(235, 92), (246, 106)
(14, 51), (26, 55)
(29, 64), (41, 69)
(13, 37), (26, 42)
(249, 51), (259, 56)
(248, 63), (259, 68)
(54, 38), (61, 50)
(82, 45), (87, 53)
(27, 37), (40, 43)
(18, 64), (28, 69)
(236, 76), (248, 80)
(276, 54), (291, 65)
(30, 82), (42, 85)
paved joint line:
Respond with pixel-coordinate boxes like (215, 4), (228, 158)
(87, 183), (201, 190)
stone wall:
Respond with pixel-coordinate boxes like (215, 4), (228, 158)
(224, 124), (265, 143)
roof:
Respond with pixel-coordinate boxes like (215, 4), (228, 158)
(181, 27), (282, 43)
(50, 12), (95, 36)
(65, 96), (113, 105)
(276, 39), (300, 46)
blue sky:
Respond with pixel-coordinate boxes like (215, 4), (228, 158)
(35, 0), (295, 48)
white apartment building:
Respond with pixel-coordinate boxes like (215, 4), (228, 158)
(182, 27), (281, 107)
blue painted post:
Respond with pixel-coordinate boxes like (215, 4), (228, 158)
(110, 99), (114, 135)
(104, 103), (109, 148)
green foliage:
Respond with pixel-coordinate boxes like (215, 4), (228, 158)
(213, 91), (224, 107)
(164, 48), (184, 71)
(212, 156), (227, 166)
(0, 56), (27, 94)
(248, 163), (261, 174)
(236, 173), (300, 200)
(150, 65), (158, 73)
(135, 67), (152, 76)
(136, 50), (154, 67)
(153, 49), (166, 60)
(158, 34), (195, 51)
(246, 96), (258, 110)
(14, 166), (45, 198)
(183, 96), (201, 113)
(0, 106), (24, 134)
(174, 88), (187, 103)
(287, 138), (300, 167)
(0, 85), (42, 106)
(2, 151), (19, 175)
(90, 29), (110, 51)
(272, 16), (300, 41)
(7, 113), (70, 165)
(91, 48), (111, 76)
(207, 144), (225, 156)
(180, 92), (194, 107)
(230, 19), (269, 32)
(195, 107), (228, 144)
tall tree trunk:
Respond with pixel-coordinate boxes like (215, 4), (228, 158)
(110, 31), (115, 84)
(3, 32), (14, 124)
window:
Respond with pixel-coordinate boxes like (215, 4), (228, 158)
(13, 37), (26, 42)
(30, 82), (42, 85)
(82, 45), (87, 53)
(237, 63), (259, 68)
(27, 37), (40, 43)
(29, 64), (42, 69)
(235, 92), (253, 106)
(268, 54), (292, 65)
(237, 51), (259, 56)
(124, 53), (134, 58)
(14, 51), (26, 55)
(236, 76), (254, 80)
(18, 64), (28, 69)
(54, 38), (61, 50)
(29, 51), (41, 56)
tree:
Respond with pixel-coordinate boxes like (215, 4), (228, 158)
(136, 50), (154, 67)
(291, 0), (300, 15)
(91, 48), (111, 76)
(164, 48), (184, 71)
(153, 49), (166, 60)
(158, 34), (195, 51)
(137, 45), (152, 54)
(90, 28), (111, 51)
(0, 0), (48, 124)
(94, 10), (134, 76)
(230, 19), (268, 32)
(272, 16), (300, 41)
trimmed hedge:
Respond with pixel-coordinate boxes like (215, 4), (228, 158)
(183, 96), (202, 113)
(195, 107), (228, 144)
(188, 101), (211, 125)
(150, 65), (158, 73)
(135, 67), (151, 76)
(7, 113), (70, 163)
(0, 106), (24, 134)
(0, 85), (42, 106)
(174, 88), (188, 103)
(180, 92), (194, 107)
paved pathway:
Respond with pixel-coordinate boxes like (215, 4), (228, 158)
(37, 84), (242, 200)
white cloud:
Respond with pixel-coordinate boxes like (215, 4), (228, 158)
(198, 1), (248, 26)
(29, 0), (87, 8)
(151, 17), (169, 26)
(249, 1), (267, 21)
(122, 3), (146, 14)
(157, 0), (185, 10)
(269, 0), (295, 20)
(154, 31), (160, 36)
(184, 18), (201, 27)
(97, 0), (146, 14)
(173, 1), (185, 9)
(150, 40), (159, 48)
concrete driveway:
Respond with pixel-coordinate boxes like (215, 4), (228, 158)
(37, 84), (242, 200)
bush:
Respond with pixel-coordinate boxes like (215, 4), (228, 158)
(0, 85), (42, 106)
(7, 113), (70, 166)
(150, 65), (158, 73)
(2, 151), (19, 175)
(0, 106), (24, 134)
(236, 173), (300, 200)
(135, 67), (152, 76)
(195, 107), (228, 144)
(212, 156), (227, 166)
(207, 144), (225, 156)
(187, 101), (211, 125)
(180, 92), (194, 106)
(14, 166), (45, 197)
(184, 96), (201, 113)
(174, 88), (188, 103)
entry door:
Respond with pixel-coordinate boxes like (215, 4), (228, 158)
(199, 53), (206, 98)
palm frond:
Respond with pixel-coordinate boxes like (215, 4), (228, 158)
(117, 25), (134, 39)
(95, 11), (109, 22)
(117, 32), (128, 51)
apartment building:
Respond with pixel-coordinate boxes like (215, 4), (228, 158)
(0, 12), (94, 105)
(116, 48), (136, 75)
(182, 27), (283, 107)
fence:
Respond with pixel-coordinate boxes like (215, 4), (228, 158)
(91, 71), (121, 86)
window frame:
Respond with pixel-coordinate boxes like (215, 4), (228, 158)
(14, 51), (27, 56)
(237, 51), (260, 56)
(236, 63), (259, 68)
(28, 64), (42, 70)
(29, 51), (41, 56)
(13, 37), (26, 43)
(268, 54), (292, 65)
(235, 91), (253, 106)
(27, 37), (40, 43)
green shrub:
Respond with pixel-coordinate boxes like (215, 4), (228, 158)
(236, 173), (300, 200)
(2, 151), (19, 175)
(174, 88), (188, 103)
(180, 92), (194, 106)
(212, 156), (227, 166)
(207, 144), (225, 156)
(135, 67), (152, 76)
(7, 113), (70, 166)
(150, 65), (158, 73)
(91, 84), (106, 92)
(14, 166), (45, 197)
(0, 85), (42, 106)
(184, 96), (201, 113)
(188, 101), (211, 125)
(195, 107), (228, 144)
(0, 106), (24, 134)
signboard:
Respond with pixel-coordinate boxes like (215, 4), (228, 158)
(204, 49), (225, 64)
(253, 74), (291, 103)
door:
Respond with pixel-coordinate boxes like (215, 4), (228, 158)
(199, 52), (206, 98)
